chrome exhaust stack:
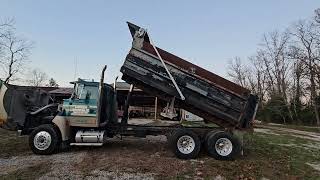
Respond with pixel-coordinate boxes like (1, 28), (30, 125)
(97, 65), (107, 127)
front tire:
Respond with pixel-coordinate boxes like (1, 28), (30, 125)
(169, 129), (201, 159)
(29, 124), (60, 155)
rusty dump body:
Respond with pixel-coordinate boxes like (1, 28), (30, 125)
(121, 22), (258, 130)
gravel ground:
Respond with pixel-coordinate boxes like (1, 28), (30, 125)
(1, 123), (320, 179)
(0, 134), (234, 179)
(0, 136), (166, 180)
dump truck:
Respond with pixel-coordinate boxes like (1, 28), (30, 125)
(4, 22), (258, 160)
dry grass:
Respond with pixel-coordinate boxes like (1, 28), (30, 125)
(0, 127), (319, 179)
(0, 128), (31, 158)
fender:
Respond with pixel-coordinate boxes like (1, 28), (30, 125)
(52, 115), (70, 141)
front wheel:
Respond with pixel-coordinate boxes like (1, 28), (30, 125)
(29, 124), (60, 155)
(169, 129), (201, 159)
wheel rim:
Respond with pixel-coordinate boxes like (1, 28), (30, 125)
(33, 131), (52, 150)
(177, 135), (195, 154)
(215, 138), (233, 156)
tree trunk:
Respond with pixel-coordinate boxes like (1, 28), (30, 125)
(294, 76), (302, 123)
(4, 43), (15, 84)
(310, 72), (320, 126)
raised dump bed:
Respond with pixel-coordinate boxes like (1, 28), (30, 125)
(121, 22), (258, 130)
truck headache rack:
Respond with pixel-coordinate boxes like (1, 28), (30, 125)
(121, 22), (259, 130)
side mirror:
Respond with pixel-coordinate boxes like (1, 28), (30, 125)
(70, 91), (76, 100)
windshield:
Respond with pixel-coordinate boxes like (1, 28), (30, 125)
(81, 85), (99, 100)
(74, 84), (99, 100)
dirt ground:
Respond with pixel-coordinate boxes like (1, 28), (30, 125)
(0, 123), (320, 180)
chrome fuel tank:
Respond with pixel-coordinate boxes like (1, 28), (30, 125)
(75, 130), (105, 143)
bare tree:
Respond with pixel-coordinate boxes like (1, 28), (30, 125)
(259, 30), (293, 123)
(0, 18), (33, 83)
(292, 59), (305, 121)
(226, 9), (320, 125)
(249, 53), (268, 108)
(315, 8), (320, 24)
(290, 20), (320, 126)
(27, 68), (48, 87)
(0, 18), (15, 77)
(227, 57), (250, 88)
(0, 18), (14, 37)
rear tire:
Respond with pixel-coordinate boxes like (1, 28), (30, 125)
(205, 131), (241, 160)
(29, 124), (61, 155)
(169, 129), (201, 159)
(204, 130), (222, 143)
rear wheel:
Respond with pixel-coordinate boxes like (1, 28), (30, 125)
(29, 124), (60, 155)
(169, 129), (201, 159)
(205, 131), (241, 160)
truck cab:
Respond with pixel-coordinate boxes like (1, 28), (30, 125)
(28, 67), (119, 154)
(62, 79), (99, 117)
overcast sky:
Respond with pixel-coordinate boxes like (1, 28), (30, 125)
(1, 0), (320, 86)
